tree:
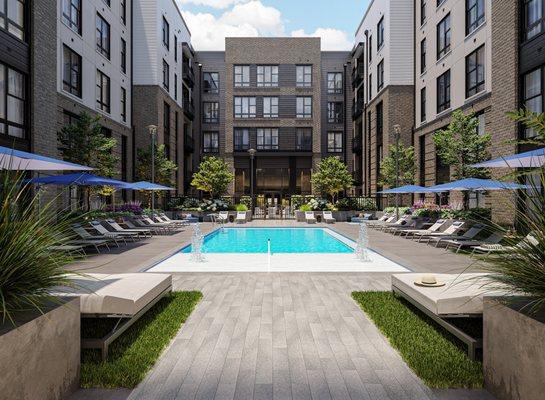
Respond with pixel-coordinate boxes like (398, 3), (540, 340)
(136, 144), (178, 188)
(507, 109), (545, 147)
(378, 143), (416, 188)
(191, 156), (234, 198)
(433, 110), (491, 180)
(311, 156), (353, 203)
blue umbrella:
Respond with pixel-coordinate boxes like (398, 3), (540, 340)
(0, 146), (93, 171)
(471, 147), (545, 169)
(130, 181), (176, 191)
(378, 185), (432, 194)
(427, 178), (528, 193)
(28, 173), (132, 188)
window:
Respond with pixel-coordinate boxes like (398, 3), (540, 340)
(103, 0), (110, 6)
(466, 0), (485, 35)
(96, 70), (110, 113)
(476, 112), (486, 136)
(420, 0), (426, 25)
(466, 45), (485, 98)
(437, 70), (451, 113)
(296, 65), (312, 87)
(257, 65), (279, 87)
(234, 65), (250, 87)
(234, 128), (250, 151)
(163, 60), (169, 91)
(420, 87), (426, 122)
(96, 13), (110, 59)
(164, 102), (170, 158)
(203, 102), (219, 123)
(437, 14), (451, 59)
(296, 97), (312, 118)
(204, 72), (219, 93)
(327, 132), (343, 153)
(327, 102), (343, 123)
(327, 72), (343, 94)
(523, 68), (543, 138)
(0, 64), (26, 138)
(263, 97), (278, 118)
(121, 87), (126, 122)
(174, 74), (178, 100)
(295, 128), (312, 151)
(234, 97), (256, 118)
(203, 132), (219, 153)
(62, 0), (82, 34)
(437, 0), (446, 5)
(257, 128), (278, 150)
(524, 0), (544, 41)
(377, 60), (384, 91)
(62, 45), (82, 97)
(420, 38), (427, 73)
(162, 17), (169, 49)
(368, 73), (373, 101)
(368, 36), (372, 62)
(377, 17), (384, 49)
(121, 38), (127, 74)
(120, 0), (126, 24)
(174, 35), (178, 62)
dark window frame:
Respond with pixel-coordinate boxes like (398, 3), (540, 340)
(120, 38), (127, 74)
(327, 72), (343, 94)
(327, 131), (343, 153)
(0, 63), (27, 139)
(203, 72), (220, 93)
(437, 69), (451, 113)
(96, 69), (111, 113)
(465, 45), (485, 98)
(96, 13), (111, 59)
(437, 13), (451, 59)
(257, 128), (279, 150)
(121, 87), (127, 122)
(203, 131), (219, 153)
(420, 0), (426, 25)
(296, 96), (312, 118)
(524, 0), (545, 41)
(296, 128), (312, 151)
(162, 16), (170, 49)
(62, 44), (82, 98)
(234, 65), (250, 87)
(466, 0), (485, 35)
(377, 17), (385, 49)
(62, 0), (82, 35)
(234, 96), (256, 118)
(163, 59), (169, 91)
(234, 128), (250, 151)
(522, 66), (544, 139)
(257, 65), (279, 87)
(203, 101), (219, 123)
(296, 65), (312, 87)
(263, 96), (279, 118)
(377, 60), (384, 91)
(120, 0), (126, 25)
(421, 38), (427, 73)
(327, 102), (343, 123)
(420, 87), (427, 122)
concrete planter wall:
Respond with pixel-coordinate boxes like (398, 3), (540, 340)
(295, 210), (378, 222)
(0, 298), (80, 400)
(484, 298), (545, 400)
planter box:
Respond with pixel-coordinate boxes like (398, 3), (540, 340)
(484, 298), (545, 400)
(295, 210), (378, 222)
(0, 298), (80, 400)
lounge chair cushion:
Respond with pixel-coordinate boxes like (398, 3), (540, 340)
(59, 273), (172, 316)
(392, 273), (505, 316)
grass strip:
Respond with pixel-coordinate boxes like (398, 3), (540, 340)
(81, 291), (202, 388)
(352, 291), (483, 389)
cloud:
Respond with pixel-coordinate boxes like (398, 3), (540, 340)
(177, 0), (249, 9)
(291, 28), (352, 51)
(220, 1), (285, 36)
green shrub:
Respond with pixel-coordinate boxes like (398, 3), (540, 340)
(384, 206), (411, 215)
(235, 204), (248, 212)
(299, 204), (312, 212)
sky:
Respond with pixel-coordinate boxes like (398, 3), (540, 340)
(175, 0), (371, 51)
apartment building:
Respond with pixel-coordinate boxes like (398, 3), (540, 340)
(352, 0), (415, 198)
(132, 0), (194, 195)
(193, 38), (352, 200)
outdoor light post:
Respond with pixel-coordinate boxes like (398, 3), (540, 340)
(248, 148), (257, 214)
(394, 124), (401, 220)
(148, 125), (158, 215)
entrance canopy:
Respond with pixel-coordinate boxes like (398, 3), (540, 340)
(0, 146), (93, 171)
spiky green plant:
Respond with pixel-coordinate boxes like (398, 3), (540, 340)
(0, 170), (79, 325)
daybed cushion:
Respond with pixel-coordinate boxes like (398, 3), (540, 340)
(60, 273), (172, 316)
(392, 273), (505, 316)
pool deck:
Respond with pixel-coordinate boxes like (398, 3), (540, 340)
(69, 221), (494, 400)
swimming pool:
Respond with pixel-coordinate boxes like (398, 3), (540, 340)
(181, 228), (354, 253)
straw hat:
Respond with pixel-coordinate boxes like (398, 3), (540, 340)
(414, 274), (445, 287)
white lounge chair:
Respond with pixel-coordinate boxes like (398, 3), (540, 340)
(305, 211), (316, 224)
(399, 219), (447, 238)
(323, 211), (336, 224)
(217, 211), (229, 223)
(236, 211), (247, 224)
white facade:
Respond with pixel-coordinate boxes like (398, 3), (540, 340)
(57, 0), (131, 127)
(355, 0), (414, 103)
(415, 0), (492, 126)
(133, 0), (192, 108)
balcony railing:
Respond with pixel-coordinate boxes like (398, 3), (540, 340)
(184, 134), (194, 153)
(352, 98), (364, 120)
(352, 65), (364, 87)
(182, 62), (195, 88)
(352, 134), (362, 153)
(183, 99), (195, 120)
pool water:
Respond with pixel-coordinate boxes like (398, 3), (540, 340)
(181, 228), (354, 254)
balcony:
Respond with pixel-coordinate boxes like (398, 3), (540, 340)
(352, 65), (364, 87)
(183, 99), (195, 120)
(353, 170), (363, 186)
(352, 98), (364, 120)
(182, 62), (195, 88)
(352, 134), (362, 154)
(184, 134), (194, 153)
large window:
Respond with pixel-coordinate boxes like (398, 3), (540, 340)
(121, 87), (126, 122)
(523, 68), (543, 138)
(234, 65), (250, 87)
(96, 69), (110, 113)
(377, 60), (384, 91)
(257, 128), (278, 150)
(420, 1), (426, 25)
(368, 73), (372, 101)
(296, 128), (312, 151)
(437, 14), (451, 59)
(327, 72), (343, 94)
(203, 102), (219, 123)
(120, 0), (126, 25)
(203, 132), (219, 153)
(62, 0), (81, 35)
(421, 38), (427, 73)
(437, 70), (451, 113)
(162, 17), (169, 49)
(63, 45), (82, 98)
(121, 38), (127, 74)
(234, 97), (256, 118)
(263, 97), (278, 118)
(257, 65), (279, 87)
(296, 97), (312, 118)
(420, 87), (426, 122)
(96, 13), (110, 59)
(174, 35), (178, 62)
(327, 102), (343, 123)
(466, 45), (485, 98)
(234, 128), (250, 151)
(377, 17), (385, 49)
(204, 72), (219, 93)
(0, 64), (26, 138)
(296, 65), (312, 87)
(327, 132), (343, 153)
(466, 0), (485, 35)
(368, 36), (372, 63)
(524, 0), (544, 41)
(163, 60), (169, 91)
